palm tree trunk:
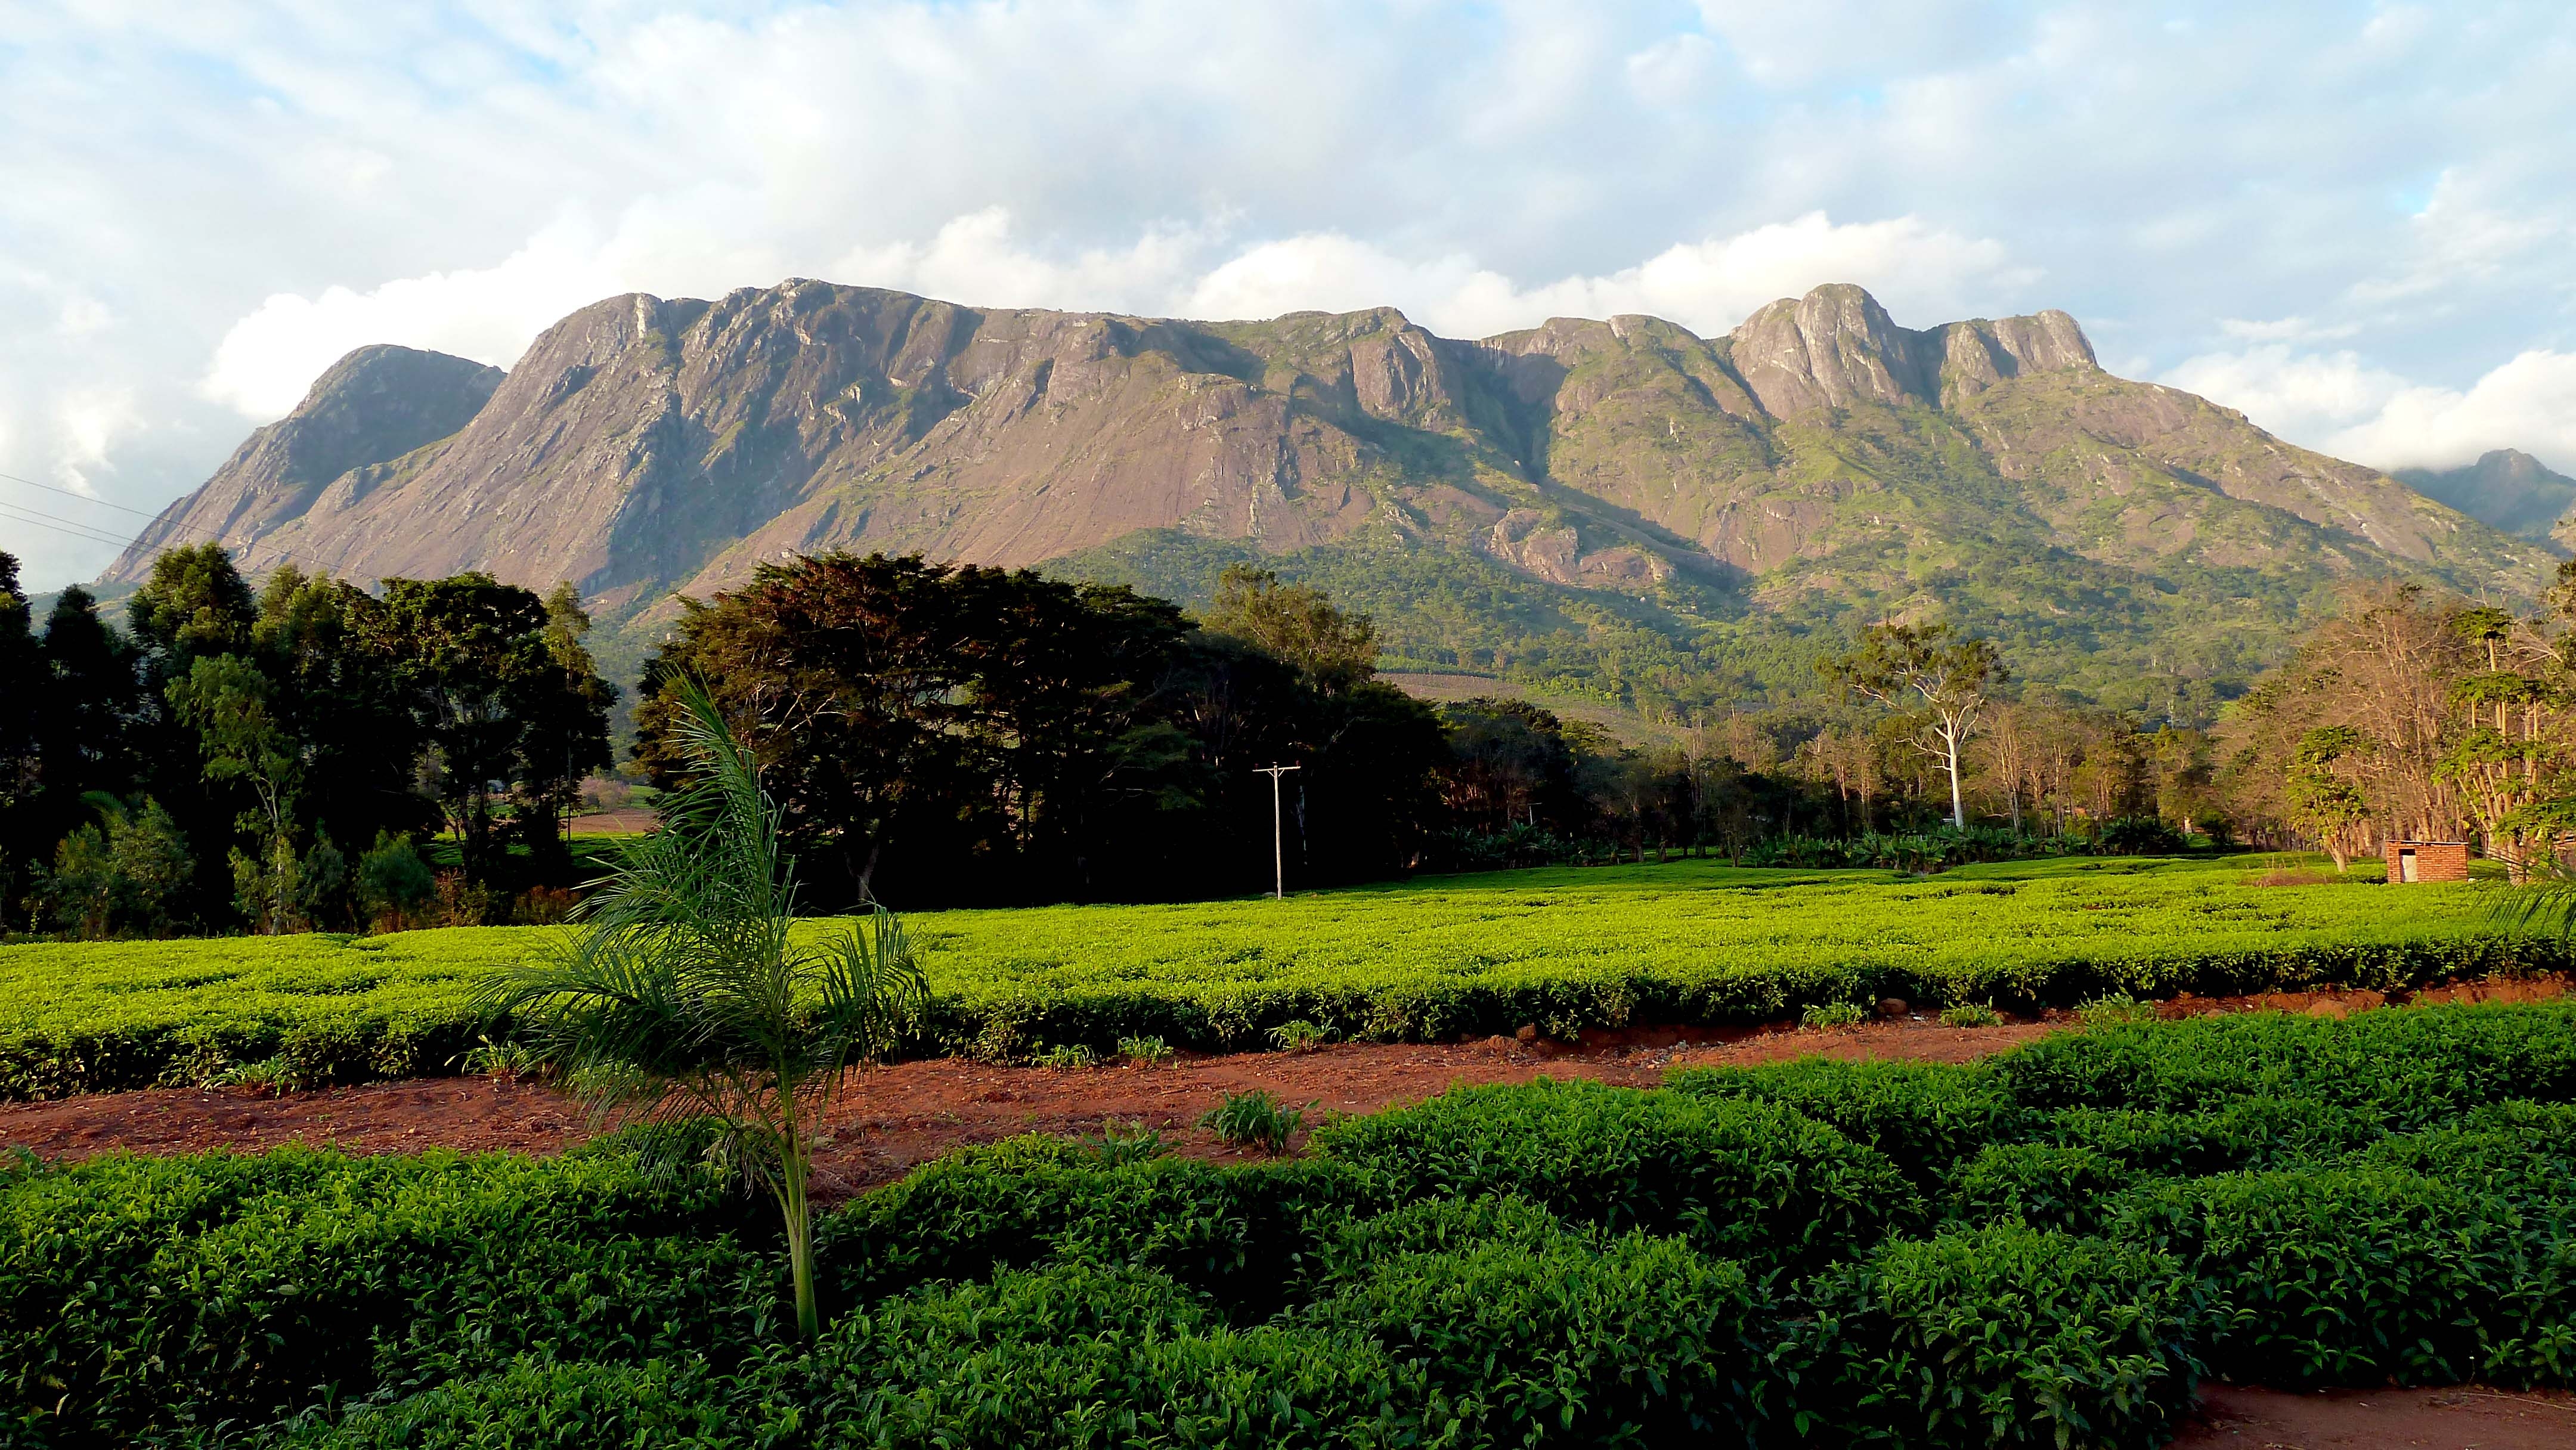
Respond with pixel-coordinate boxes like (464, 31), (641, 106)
(779, 1136), (818, 1340)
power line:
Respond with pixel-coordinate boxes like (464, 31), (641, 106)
(0, 498), (141, 546)
(0, 507), (132, 551)
(0, 471), (163, 518)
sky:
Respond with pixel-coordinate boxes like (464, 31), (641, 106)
(4, 1), (2574, 590)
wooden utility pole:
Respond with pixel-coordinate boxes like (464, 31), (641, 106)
(1257, 764), (1301, 900)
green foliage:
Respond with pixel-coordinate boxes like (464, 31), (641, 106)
(1115, 1034), (1174, 1067)
(1940, 1003), (2004, 1027)
(1200, 1090), (1308, 1152)
(1801, 1000), (1868, 1028)
(2076, 993), (2158, 1026)
(482, 680), (929, 1340)
(357, 832), (436, 930)
(9, 854), (2569, 1100)
(17, 1002), (2576, 1446)
(38, 797), (190, 938)
(1268, 1018), (1331, 1053)
(1314, 1077), (1916, 1270)
(1029, 1042), (1097, 1070)
(1790, 1225), (2210, 1448)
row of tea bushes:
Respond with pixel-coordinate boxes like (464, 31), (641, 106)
(7, 1003), (2574, 1448)
(5, 856), (2562, 1099)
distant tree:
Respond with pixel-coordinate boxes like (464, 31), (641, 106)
(167, 653), (303, 931)
(0, 554), (40, 910)
(128, 543), (257, 667)
(1202, 566), (1379, 690)
(371, 574), (614, 882)
(42, 797), (192, 938)
(1822, 622), (2005, 831)
(2287, 726), (2372, 872)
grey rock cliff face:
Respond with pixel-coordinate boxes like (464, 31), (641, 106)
(112, 280), (2544, 627)
(105, 346), (502, 583)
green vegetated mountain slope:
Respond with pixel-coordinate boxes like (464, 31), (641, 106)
(2395, 447), (2576, 548)
(107, 280), (2549, 720)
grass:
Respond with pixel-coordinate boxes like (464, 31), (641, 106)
(1, 853), (2556, 1098)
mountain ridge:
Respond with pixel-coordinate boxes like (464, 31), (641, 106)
(106, 280), (2552, 717)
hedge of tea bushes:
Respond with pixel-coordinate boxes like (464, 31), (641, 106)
(7, 857), (2565, 1100)
(5, 1002), (2575, 1448)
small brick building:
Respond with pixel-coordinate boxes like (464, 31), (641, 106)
(2385, 839), (2469, 884)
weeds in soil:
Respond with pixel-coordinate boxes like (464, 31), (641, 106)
(1801, 1002), (1868, 1029)
(1940, 1003), (2004, 1027)
(1268, 1020), (1332, 1054)
(1030, 1043), (1098, 1070)
(1091, 1120), (1171, 1165)
(212, 1057), (301, 1095)
(2077, 993), (2159, 1026)
(1200, 1090), (1307, 1152)
(1117, 1035), (1174, 1067)
(457, 1036), (549, 1079)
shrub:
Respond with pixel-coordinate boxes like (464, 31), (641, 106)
(1029, 1042), (1097, 1070)
(1316, 1079), (1916, 1270)
(2109, 1166), (2558, 1387)
(1949, 1144), (2134, 1234)
(1789, 1225), (2210, 1449)
(1940, 1003), (2004, 1027)
(1802, 1000), (1869, 1028)
(1201, 1090), (1307, 1152)
(1671, 1058), (2024, 1186)
(0, 1147), (774, 1445)
(357, 832), (436, 931)
(1309, 1209), (1761, 1443)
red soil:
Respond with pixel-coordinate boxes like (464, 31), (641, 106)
(8, 975), (2565, 1194)
(2174, 1382), (2576, 1448)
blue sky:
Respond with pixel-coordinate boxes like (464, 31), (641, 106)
(5, 1), (2574, 588)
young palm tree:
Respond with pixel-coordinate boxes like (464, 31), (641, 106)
(481, 679), (927, 1339)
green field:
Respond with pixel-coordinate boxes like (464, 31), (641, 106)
(2, 854), (2560, 1098)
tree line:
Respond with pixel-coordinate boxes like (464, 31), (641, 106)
(1, 546), (612, 936)
(15, 538), (2375, 941)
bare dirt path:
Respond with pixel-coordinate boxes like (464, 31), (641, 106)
(2173, 1382), (2576, 1448)
(4, 975), (2563, 1195)
(2, 1015), (2050, 1192)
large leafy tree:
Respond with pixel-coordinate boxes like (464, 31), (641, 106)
(485, 680), (927, 1340)
(370, 574), (614, 879)
(1823, 622), (2005, 832)
(640, 552), (1446, 906)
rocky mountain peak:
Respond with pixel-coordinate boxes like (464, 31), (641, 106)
(104, 345), (502, 583)
(1721, 284), (2097, 419)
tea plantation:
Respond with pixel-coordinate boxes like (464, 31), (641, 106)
(7, 1003), (2574, 1448)
(4, 855), (2559, 1099)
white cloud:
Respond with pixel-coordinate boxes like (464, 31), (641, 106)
(1188, 213), (2029, 340)
(2161, 346), (2409, 441)
(2165, 345), (2576, 477)
(2325, 350), (2576, 473)
(9, 1), (2576, 589)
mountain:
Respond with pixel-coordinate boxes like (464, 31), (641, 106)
(115, 346), (504, 570)
(2392, 448), (2576, 549)
(109, 281), (2550, 720)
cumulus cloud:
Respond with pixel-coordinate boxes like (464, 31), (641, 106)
(2326, 351), (2576, 473)
(199, 208), (2033, 422)
(2163, 345), (2576, 477)
(8, 1), (2576, 587)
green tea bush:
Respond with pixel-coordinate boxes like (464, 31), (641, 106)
(18, 1002), (2576, 1446)
(1314, 1078), (1918, 1269)
(1949, 1144), (2134, 1234)
(1788, 1225), (2210, 1449)
(9, 856), (2565, 1099)
(0, 1147), (775, 1445)
(1670, 1058), (2026, 1185)
(2108, 1165), (2562, 1387)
